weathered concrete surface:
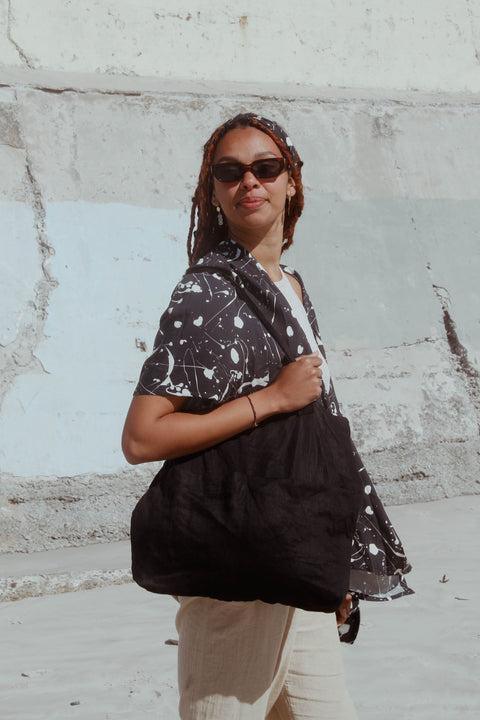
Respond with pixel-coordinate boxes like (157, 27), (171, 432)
(1, 0), (480, 552)
(1, 83), (479, 552)
(0, 539), (131, 601)
(0, 467), (153, 552)
(0, 567), (131, 603)
(2, 0), (480, 92)
(0, 498), (479, 720)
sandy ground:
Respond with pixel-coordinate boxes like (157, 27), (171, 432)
(1, 495), (479, 720)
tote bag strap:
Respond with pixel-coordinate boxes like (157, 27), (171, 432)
(187, 264), (323, 412)
(187, 264), (296, 362)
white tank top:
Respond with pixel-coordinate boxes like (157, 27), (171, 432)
(274, 269), (331, 393)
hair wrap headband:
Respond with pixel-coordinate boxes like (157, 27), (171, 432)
(219, 113), (303, 169)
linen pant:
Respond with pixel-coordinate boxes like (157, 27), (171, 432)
(175, 596), (357, 720)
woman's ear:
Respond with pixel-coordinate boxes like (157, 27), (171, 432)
(211, 193), (219, 207)
(287, 177), (296, 198)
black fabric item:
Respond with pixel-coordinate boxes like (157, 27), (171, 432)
(338, 594), (361, 644)
(131, 257), (363, 611)
(131, 239), (414, 639)
(131, 398), (363, 612)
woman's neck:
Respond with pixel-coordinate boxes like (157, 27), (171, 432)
(230, 229), (283, 282)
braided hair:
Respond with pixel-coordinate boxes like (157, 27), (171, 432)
(187, 113), (305, 265)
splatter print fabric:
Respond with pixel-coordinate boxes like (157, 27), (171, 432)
(134, 238), (413, 638)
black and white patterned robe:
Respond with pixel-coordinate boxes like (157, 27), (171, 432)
(135, 238), (413, 641)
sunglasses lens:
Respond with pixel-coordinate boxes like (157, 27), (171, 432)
(212, 164), (243, 182)
(253, 158), (285, 178)
(212, 158), (285, 182)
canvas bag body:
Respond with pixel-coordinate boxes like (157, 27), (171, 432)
(130, 241), (413, 621)
(131, 259), (363, 612)
(131, 396), (363, 612)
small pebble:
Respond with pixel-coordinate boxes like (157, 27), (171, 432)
(70, 701), (81, 706)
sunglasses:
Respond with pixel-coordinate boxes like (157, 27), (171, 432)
(211, 157), (286, 183)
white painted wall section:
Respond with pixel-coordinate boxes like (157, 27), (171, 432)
(2, 1), (480, 92)
(1, 2), (479, 552)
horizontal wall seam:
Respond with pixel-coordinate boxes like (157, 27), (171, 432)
(2, 76), (480, 109)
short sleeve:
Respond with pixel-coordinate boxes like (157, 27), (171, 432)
(134, 271), (264, 403)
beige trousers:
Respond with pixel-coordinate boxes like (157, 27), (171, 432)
(175, 597), (357, 720)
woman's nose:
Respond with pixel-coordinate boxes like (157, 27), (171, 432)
(241, 170), (259, 188)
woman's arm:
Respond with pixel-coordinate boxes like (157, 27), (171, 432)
(122, 352), (323, 463)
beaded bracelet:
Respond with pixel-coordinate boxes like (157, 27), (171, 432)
(246, 395), (259, 428)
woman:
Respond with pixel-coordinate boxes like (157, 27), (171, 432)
(123, 113), (412, 719)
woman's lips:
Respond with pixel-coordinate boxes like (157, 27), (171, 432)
(237, 197), (265, 209)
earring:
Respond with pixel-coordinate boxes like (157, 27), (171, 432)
(216, 205), (224, 226)
(286, 196), (291, 215)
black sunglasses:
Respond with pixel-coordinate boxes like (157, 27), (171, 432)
(211, 157), (286, 183)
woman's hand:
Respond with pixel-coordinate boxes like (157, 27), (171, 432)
(267, 352), (323, 413)
(122, 353), (324, 464)
(336, 593), (352, 627)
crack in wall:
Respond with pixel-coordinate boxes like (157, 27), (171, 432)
(14, 85), (143, 98)
(442, 307), (479, 379)
(0, 93), (58, 412)
(432, 284), (479, 379)
(432, 282), (480, 436)
(382, 337), (437, 350)
(7, 0), (34, 69)
(465, 0), (480, 65)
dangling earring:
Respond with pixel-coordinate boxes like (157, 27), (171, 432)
(216, 205), (224, 226)
(286, 196), (291, 215)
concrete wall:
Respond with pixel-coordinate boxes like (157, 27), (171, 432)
(1, 1), (480, 552)
(2, 0), (480, 92)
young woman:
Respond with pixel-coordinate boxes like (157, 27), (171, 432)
(123, 113), (412, 719)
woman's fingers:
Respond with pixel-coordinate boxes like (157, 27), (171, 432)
(336, 593), (352, 627)
(271, 353), (324, 412)
(295, 352), (322, 362)
(295, 352), (323, 377)
(295, 354), (324, 385)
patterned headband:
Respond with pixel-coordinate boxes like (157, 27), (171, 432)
(220, 113), (303, 169)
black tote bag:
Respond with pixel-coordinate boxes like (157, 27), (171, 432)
(131, 265), (363, 612)
(131, 397), (362, 612)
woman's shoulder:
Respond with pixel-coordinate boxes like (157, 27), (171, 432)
(177, 240), (247, 296)
(174, 243), (238, 292)
(163, 252), (241, 328)
(173, 265), (236, 304)
(281, 263), (305, 287)
(187, 239), (246, 274)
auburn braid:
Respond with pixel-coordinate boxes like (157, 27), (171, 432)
(187, 115), (304, 265)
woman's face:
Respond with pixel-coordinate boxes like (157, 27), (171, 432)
(211, 126), (295, 245)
